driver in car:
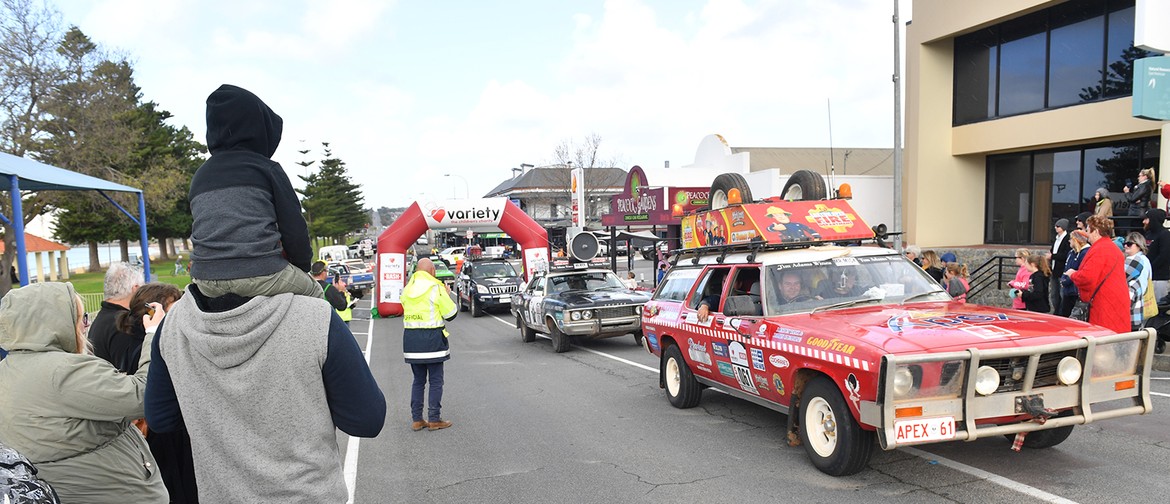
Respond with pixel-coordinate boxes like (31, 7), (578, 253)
(776, 270), (811, 304)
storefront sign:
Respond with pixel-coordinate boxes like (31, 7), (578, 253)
(1134, 56), (1170, 121)
(602, 165), (709, 226)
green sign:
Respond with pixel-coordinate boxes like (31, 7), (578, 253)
(1134, 56), (1170, 121)
(623, 214), (649, 222)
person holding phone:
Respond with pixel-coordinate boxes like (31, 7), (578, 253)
(310, 261), (347, 313)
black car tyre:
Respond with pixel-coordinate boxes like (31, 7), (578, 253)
(781, 169), (828, 201)
(633, 331), (644, 346)
(663, 344), (701, 408)
(457, 289), (467, 312)
(518, 315), (536, 343)
(709, 173), (754, 210)
(547, 319), (570, 353)
(471, 294), (484, 317)
(1001, 411), (1075, 449)
(799, 376), (875, 476)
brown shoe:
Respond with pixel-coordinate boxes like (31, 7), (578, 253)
(410, 420), (428, 431)
(427, 420), (452, 431)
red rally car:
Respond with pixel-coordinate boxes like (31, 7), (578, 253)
(641, 183), (1155, 477)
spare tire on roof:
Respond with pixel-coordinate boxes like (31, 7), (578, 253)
(781, 170), (828, 201)
(709, 173), (753, 210)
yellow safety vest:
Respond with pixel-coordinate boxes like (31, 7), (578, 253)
(337, 289), (353, 323)
(402, 271), (457, 332)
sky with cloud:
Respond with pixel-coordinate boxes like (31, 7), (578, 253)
(53, 0), (912, 209)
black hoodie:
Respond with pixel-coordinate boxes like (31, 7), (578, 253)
(1145, 208), (1170, 281)
(188, 84), (312, 280)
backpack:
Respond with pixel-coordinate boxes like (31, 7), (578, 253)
(1, 441), (61, 504)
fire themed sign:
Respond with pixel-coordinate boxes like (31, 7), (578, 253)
(680, 199), (873, 249)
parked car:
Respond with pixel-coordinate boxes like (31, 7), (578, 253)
(639, 242), (668, 260)
(511, 262), (651, 353)
(456, 258), (523, 317)
(412, 255), (456, 288)
(640, 170), (1155, 477)
(438, 247), (465, 267)
(327, 262), (374, 299)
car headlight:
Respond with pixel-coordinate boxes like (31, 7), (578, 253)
(892, 366), (914, 397)
(582, 310), (593, 319)
(1091, 340), (1140, 378)
(974, 365), (1000, 395)
(570, 311), (582, 321)
(476, 284), (489, 294)
(1057, 356), (1082, 385)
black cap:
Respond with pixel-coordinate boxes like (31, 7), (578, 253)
(310, 261), (327, 275)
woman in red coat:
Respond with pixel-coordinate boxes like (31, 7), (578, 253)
(1066, 215), (1130, 333)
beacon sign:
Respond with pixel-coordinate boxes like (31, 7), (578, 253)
(421, 199), (508, 228)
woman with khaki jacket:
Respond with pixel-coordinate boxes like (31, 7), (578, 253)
(1094, 187), (1114, 218)
(0, 282), (168, 503)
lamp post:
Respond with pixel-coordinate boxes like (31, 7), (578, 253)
(444, 173), (469, 199)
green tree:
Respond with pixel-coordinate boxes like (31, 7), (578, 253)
(298, 142), (367, 245)
(38, 27), (142, 270)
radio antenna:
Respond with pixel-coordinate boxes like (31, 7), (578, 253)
(827, 98), (836, 196)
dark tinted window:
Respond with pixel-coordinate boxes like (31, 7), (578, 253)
(954, 29), (998, 124)
(1048, 4), (1105, 107)
(986, 154), (1033, 243)
(997, 17), (1047, 116)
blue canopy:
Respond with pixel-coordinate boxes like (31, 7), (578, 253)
(1, 151), (151, 286)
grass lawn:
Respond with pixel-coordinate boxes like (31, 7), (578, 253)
(59, 258), (191, 295)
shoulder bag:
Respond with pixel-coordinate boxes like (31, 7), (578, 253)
(1070, 261), (1116, 322)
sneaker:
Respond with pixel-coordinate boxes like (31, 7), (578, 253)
(410, 420), (427, 431)
(427, 420), (452, 431)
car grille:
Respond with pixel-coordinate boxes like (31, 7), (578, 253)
(984, 349), (1078, 393)
(596, 305), (640, 319)
(489, 285), (518, 294)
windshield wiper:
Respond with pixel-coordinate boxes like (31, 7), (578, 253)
(811, 296), (882, 314)
(901, 289), (946, 305)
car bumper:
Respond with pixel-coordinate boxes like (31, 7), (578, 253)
(860, 329), (1155, 450)
(558, 316), (641, 338)
(474, 293), (513, 307)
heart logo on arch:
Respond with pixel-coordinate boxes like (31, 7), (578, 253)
(430, 208), (446, 222)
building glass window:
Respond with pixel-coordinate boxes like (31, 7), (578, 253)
(986, 138), (1158, 244)
(952, 0), (1152, 125)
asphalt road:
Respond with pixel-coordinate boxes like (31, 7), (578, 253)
(338, 292), (1170, 504)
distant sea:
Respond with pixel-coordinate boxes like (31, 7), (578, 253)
(19, 243), (164, 277)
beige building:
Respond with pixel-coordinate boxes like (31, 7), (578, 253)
(907, 0), (1168, 247)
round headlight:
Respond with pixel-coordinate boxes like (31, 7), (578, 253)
(892, 367), (914, 397)
(974, 366), (1001, 396)
(570, 311), (581, 321)
(1057, 356), (1082, 385)
(583, 310), (593, 319)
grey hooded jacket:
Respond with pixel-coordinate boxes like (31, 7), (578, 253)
(0, 283), (166, 503)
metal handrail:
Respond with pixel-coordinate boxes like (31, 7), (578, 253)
(967, 255), (1016, 300)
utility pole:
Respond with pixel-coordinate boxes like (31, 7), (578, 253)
(893, 0), (904, 251)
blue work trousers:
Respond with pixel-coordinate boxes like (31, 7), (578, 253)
(410, 362), (444, 422)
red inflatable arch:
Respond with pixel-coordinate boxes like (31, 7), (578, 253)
(375, 198), (549, 317)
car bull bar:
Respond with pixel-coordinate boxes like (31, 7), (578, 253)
(859, 328), (1155, 450)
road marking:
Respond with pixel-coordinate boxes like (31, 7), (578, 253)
(1153, 391), (1170, 398)
(1151, 377), (1170, 380)
(901, 447), (1078, 503)
(344, 312), (374, 504)
(490, 314), (657, 372)
(495, 312), (1080, 502)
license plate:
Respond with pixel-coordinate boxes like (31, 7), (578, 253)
(894, 416), (955, 444)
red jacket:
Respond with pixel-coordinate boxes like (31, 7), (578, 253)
(1070, 238), (1130, 333)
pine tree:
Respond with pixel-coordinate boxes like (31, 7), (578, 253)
(297, 142), (368, 244)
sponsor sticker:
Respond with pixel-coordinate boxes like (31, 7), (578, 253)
(728, 341), (749, 367)
(754, 373), (770, 391)
(712, 341), (729, 358)
(805, 336), (856, 355)
(717, 361), (735, 377)
(751, 348), (766, 371)
(688, 338), (712, 366)
(845, 373), (861, 408)
(647, 333), (659, 352)
(773, 327), (803, 343)
(733, 365), (758, 395)
(772, 374), (785, 396)
(769, 354), (790, 369)
(959, 325), (1019, 339)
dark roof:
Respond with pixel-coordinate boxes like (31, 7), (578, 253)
(485, 167), (628, 197)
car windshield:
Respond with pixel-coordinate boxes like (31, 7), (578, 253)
(547, 271), (626, 294)
(472, 262), (517, 279)
(434, 261), (450, 272)
(764, 255), (948, 316)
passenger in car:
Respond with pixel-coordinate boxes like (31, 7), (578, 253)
(816, 267), (864, 299)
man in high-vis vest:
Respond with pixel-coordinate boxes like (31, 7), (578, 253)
(401, 258), (458, 431)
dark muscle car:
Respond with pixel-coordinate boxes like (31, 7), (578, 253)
(510, 268), (651, 353)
